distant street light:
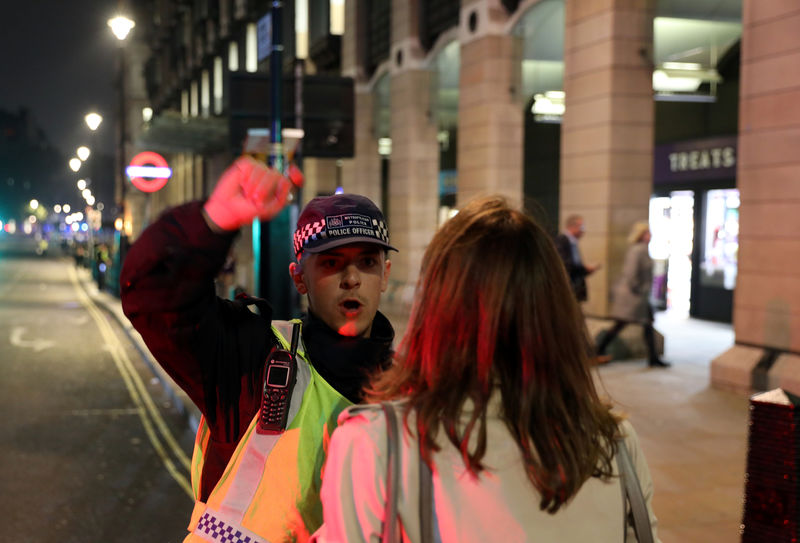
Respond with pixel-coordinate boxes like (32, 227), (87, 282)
(69, 158), (82, 172)
(63, 204), (71, 213)
(82, 189), (92, 199)
(29, 199), (39, 210)
(77, 179), (87, 190)
(77, 146), (91, 161)
(85, 112), (103, 131)
(108, 14), (135, 239)
(108, 16), (135, 41)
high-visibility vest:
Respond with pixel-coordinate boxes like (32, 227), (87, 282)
(185, 320), (352, 543)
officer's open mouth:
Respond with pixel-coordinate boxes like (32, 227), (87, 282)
(342, 300), (361, 311)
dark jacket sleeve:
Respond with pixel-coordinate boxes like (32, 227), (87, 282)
(555, 234), (589, 279)
(119, 201), (274, 443)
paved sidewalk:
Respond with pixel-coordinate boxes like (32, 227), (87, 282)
(82, 268), (749, 543)
(595, 311), (747, 543)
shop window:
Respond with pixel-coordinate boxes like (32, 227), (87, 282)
(701, 189), (739, 290)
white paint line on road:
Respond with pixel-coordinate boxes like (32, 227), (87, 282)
(10, 326), (56, 352)
(68, 265), (193, 499)
(70, 407), (143, 417)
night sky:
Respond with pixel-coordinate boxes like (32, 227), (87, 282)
(0, 0), (119, 155)
(0, 0), (124, 215)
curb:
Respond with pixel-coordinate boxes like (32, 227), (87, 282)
(76, 265), (201, 434)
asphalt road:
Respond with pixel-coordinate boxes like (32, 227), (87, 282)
(0, 238), (194, 542)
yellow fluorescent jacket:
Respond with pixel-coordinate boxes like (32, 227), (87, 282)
(185, 320), (352, 543)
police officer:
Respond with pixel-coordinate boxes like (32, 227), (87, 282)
(121, 157), (396, 542)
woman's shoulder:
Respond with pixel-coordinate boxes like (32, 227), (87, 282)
(329, 401), (416, 463)
(336, 400), (410, 434)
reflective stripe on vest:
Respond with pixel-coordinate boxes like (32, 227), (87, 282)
(185, 320), (353, 543)
(191, 414), (211, 501)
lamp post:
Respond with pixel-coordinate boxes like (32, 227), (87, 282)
(82, 111), (102, 218)
(107, 15), (135, 237)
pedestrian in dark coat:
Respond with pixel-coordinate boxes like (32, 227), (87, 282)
(555, 214), (600, 302)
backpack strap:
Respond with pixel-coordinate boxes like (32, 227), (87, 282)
(381, 403), (401, 543)
(380, 402), (440, 543)
(616, 437), (654, 543)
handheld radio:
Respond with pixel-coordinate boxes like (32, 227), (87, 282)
(256, 323), (300, 434)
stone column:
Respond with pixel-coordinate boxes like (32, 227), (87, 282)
(340, 0), (383, 205)
(711, 1), (800, 394)
(561, 0), (655, 318)
(457, 0), (523, 206)
(387, 0), (439, 302)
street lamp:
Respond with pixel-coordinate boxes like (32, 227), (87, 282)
(77, 146), (91, 161)
(108, 14), (135, 240)
(85, 112), (103, 131)
(108, 16), (135, 41)
(69, 158), (82, 172)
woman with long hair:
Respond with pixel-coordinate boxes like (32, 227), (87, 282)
(596, 221), (669, 368)
(312, 197), (661, 542)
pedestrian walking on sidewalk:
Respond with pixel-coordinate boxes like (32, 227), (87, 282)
(312, 197), (662, 543)
(555, 214), (601, 303)
(120, 156), (397, 543)
(597, 221), (669, 368)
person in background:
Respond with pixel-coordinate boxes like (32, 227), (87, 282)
(596, 221), (670, 368)
(120, 156), (397, 542)
(555, 214), (601, 303)
(312, 196), (661, 542)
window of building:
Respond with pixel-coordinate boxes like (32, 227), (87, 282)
(191, 80), (199, 117)
(364, 0), (390, 77)
(429, 40), (460, 223)
(229, 41), (239, 71)
(652, 14), (741, 101)
(246, 23), (258, 72)
(512, 0), (565, 123)
(201, 69), (210, 117)
(419, 0), (460, 52)
(214, 56), (224, 114)
(330, 0), (344, 35)
(296, 0), (308, 59)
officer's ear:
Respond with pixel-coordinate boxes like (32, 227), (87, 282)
(289, 261), (308, 295)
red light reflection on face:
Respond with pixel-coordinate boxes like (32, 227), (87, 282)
(337, 320), (358, 337)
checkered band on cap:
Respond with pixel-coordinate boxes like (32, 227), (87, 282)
(372, 217), (390, 244)
(293, 218), (327, 257)
(292, 194), (397, 259)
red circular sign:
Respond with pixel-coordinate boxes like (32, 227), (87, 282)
(127, 151), (171, 193)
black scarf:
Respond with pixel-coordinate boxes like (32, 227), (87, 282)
(301, 310), (394, 403)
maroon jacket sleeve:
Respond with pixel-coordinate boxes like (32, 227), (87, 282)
(120, 202), (274, 443)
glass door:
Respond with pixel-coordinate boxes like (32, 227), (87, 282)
(691, 188), (739, 322)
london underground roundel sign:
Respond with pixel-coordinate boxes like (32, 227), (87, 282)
(126, 151), (172, 193)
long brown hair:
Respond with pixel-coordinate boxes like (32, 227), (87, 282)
(367, 196), (620, 513)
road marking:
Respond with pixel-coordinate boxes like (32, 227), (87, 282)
(71, 407), (143, 417)
(10, 326), (56, 352)
(68, 265), (193, 499)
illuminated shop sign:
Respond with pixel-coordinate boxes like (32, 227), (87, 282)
(654, 136), (737, 184)
(127, 151), (172, 192)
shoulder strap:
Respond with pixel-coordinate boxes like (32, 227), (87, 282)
(381, 403), (401, 543)
(381, 402), (439, 543)
(419, 441), (439, 542)
(616, 438), (654, 543)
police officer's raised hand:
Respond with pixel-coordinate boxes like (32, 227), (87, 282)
(203, 157), (293, 232)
